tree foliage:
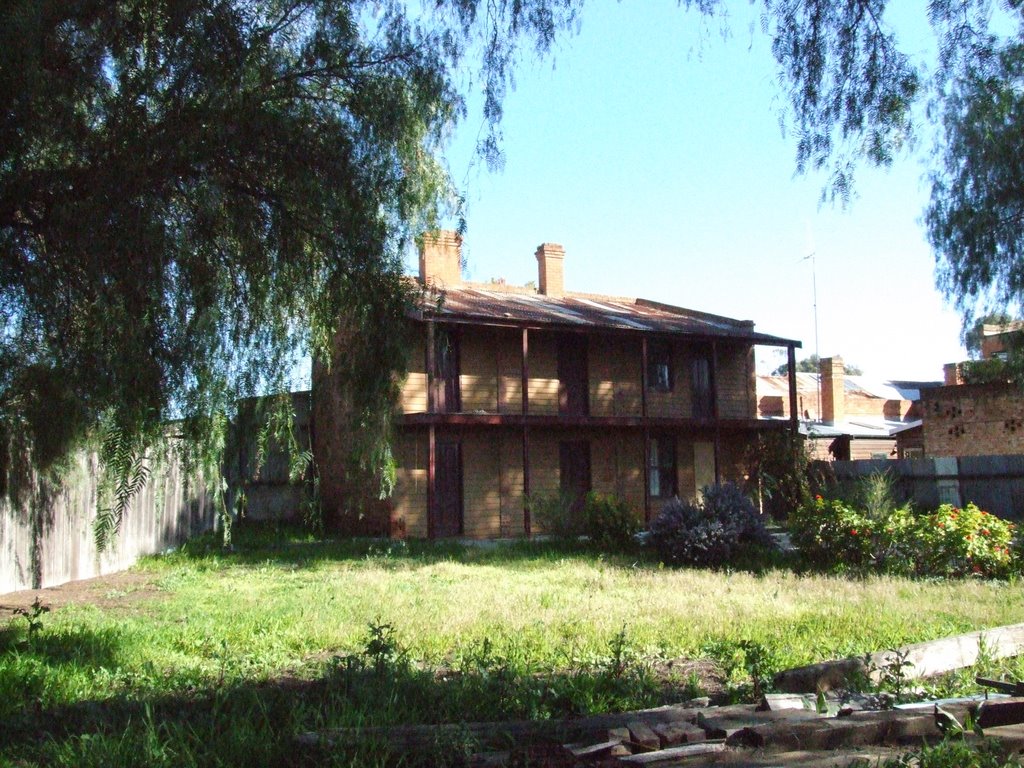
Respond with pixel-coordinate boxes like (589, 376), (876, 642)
(756, 0), (1024, 341)
(929, 37), (1024, 329)
(755, 1), (1024, 369)
(762, 0), (920, 200)
(0, 0), (577, 537)
(5, 0), (1024, 541)
(963, 312), (1016, 359)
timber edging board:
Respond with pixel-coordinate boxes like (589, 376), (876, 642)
(296, 621), (1024, 764)
(294, 699), (1024, 765)
(774, 621), (1024, 693)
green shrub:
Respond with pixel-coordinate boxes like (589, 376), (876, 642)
(788, 495), (874, 570)
(581, 492), (640, 550)
(789, 497), (1019, 578)
(745, 430), (812, 521)
(788, 495), (918, 572)
(528, 491), (579, 539)
(641, 483), (773, 568)
(529, 491), (639, 551)
(915, 503), (1017, 578)
(857, 469), (899, 521)
(961, 358), (1012, 384)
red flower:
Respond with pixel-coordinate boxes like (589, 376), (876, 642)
(815, 495), (823, 502)
(966, 534), (973, 541)
(850, 529), (858, 536)
(982, 529), (990, 536)
(972, 564), (982, 574)
(938, 521), (945, 528)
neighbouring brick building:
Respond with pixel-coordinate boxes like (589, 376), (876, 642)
(919, 383), (1024, 458)
(910, 325), (1024, 459)
(313, 231), (801, 538)
(757, 356), (935, 461)
(979, 320), (1024, 362)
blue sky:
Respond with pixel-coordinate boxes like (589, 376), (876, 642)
(409, 1), (969, 381)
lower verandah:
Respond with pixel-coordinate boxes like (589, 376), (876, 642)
(390, 427), (753, 539)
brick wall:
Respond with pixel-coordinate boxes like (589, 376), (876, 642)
(590, 336), (642, 417)
(922, 383), (1024, 457)
(397, 324), (756, 421)
(716, 344), (756, 419)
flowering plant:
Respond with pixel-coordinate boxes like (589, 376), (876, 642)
(914, 503), (1017, 578)
(788, 495), (875, 569)
(788, 498), (1019, 578)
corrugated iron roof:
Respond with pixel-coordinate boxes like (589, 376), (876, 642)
(413, 285), (798, 346)
(761, 416), (923, 438)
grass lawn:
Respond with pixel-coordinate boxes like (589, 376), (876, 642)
(2, 524), (1024, 766)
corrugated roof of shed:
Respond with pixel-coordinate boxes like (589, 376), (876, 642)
(756, 374), (943, 402)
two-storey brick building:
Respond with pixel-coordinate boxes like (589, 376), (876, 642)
(313, 232), (801, 538)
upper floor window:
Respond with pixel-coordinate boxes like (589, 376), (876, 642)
(648, 436), (677, 498)
(691, 346), (714, 419)
(647, 340), (673, 392)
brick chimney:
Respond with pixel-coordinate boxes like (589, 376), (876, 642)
(943, 362), (963, 386)
(418, 230), (462, 288)
(820, 356), (845, 424)
(535, 242), (565, 298)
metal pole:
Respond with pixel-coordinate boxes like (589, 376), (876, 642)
(811, 253), (821, 422)
(799, 252), (821, 422)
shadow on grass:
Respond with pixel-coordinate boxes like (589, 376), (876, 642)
(0, 618), (125, 674)
(150, 521), (800, 577)
(0, 643), (705, 767)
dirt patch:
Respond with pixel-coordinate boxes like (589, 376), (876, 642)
(0, 568), (165, 618)
(649, 657), (727, 701)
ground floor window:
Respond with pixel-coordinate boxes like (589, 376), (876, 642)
(648, 436), (677, 498)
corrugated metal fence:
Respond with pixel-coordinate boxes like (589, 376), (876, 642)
(1, 449), (215, 594)
(821, 455), (1024, 520)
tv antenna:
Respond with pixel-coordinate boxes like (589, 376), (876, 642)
(798, 251), (821, 422)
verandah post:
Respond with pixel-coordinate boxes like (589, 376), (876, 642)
(521, 326), (531, 537)
(712, 341), (721, 485)
(641, 335), (650, 523)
